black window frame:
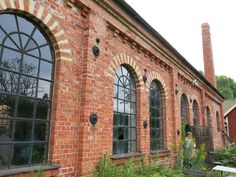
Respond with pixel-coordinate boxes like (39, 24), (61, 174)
(181, 94), (188, 124)
(192, 100), (199, 126)
(113, 65), (137, 155)
(149, 80), (164, 151)
(0, 13), (54, 169)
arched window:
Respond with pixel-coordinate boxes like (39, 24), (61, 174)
(206, 106), (211, 126)
(181, 94), (188, 124)
(216, 111), (221, 131)
(113, 65), (136, 155)
(192, 100), (199, 126)
(149, 80), (164, 151)
(0, 13), (54, 168)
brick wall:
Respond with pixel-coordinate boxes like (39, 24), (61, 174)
(0, 0), (224, 176)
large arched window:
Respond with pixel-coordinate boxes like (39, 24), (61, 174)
(216, 111), (221, 131)
(181, 94), (188, 124)
(0, 13), (54, 168)
(206, 106), (211, 126)
(192, 100), (199, 126)
(149, 80), (164, 151)
(113, 65), (136, 155)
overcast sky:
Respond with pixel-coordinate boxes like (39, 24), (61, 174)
(125, 0), (236, 81)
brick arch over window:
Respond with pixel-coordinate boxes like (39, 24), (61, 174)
(146, 72), (168, 94)
(107, 53), (143, 88)
(0, 0), (73, 61)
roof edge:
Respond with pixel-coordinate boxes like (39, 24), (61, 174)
(114, 0), (224, 99)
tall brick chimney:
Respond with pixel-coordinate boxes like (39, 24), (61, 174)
(201, 23), (216, 87)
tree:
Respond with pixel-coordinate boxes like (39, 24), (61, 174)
(216, 75), (236, 100)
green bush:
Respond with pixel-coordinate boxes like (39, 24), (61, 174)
(93, 154), (187, 177)
(184, 143), (207, 170)
(214, 143), (236, 167)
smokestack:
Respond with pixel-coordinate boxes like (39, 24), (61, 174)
(201, 23), (216, 87)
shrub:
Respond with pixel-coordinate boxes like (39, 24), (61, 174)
(183, 143), (207, 170)
(214, 143), (236, 167)
(93, 154), (120, 177)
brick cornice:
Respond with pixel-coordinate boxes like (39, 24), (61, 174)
(94, 0), (223, 101)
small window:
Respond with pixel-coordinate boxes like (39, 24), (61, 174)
(0, 13), (54, 169)
(192, 100), (199, 126)
(216, 111), (221, 131)
(149, 80), (164, 151)
(113, 65), (136, 155)
(181, 94), (188, 124)
(206, 106), (211, 126)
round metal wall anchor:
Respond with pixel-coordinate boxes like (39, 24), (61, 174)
(90, 113), (98, 125)
(92, 46), (100, 57)
(143, 120), (148, 128)
(143, 75), (147, 83)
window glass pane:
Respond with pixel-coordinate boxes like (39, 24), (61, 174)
(130, 91), (135, 102)
(113, 99), (117, 111)
(20, 34), (30, 50)
(0, 94), (16, 118)
(124, 101), (130, 113)
(130, 128), (136, 140)
(114, 85), (118, 98)
(17, 16), (34, 35)
(130, 115), (135, 127)
(124, 114), (128, 126)
(39, 61), (52, 80)
(34, 122), (47, 141)
(130, 141), (136, 153)
(4, 37), (19, 50)
(32, 144), (46, 164)
(33, 29), (47, 46)
(130, 103), (135, 114)
(0, 71), (19, 94)
(113, 141), (117, 155)
(113, 127), (117, 140)
(12, 144), (30, 165)
(17, 97), (34, 118)
(19, 76), (37, 97)
(118, 127), (124, 140)
(0, 122), (12, 141)
(1, 48), (21, 71)
(10, 34), (21, 49)
(118, 99), (124, 112)
(0, 141), (12, 167)
(37, 80), (51, 99)
(25, 39), (37, 51)
(40, 45), (52, 61)
(14, 121), (32, 141)
(22, 54), (39, 76)
(124, 127), (128, 139)
(35, 100), (50, 120)
(118, 86), (124, 99)
(0, 28), (4, 43)
(0, 14), (17, 33)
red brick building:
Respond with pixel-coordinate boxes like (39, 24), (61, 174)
(0, 0), (224, 176)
